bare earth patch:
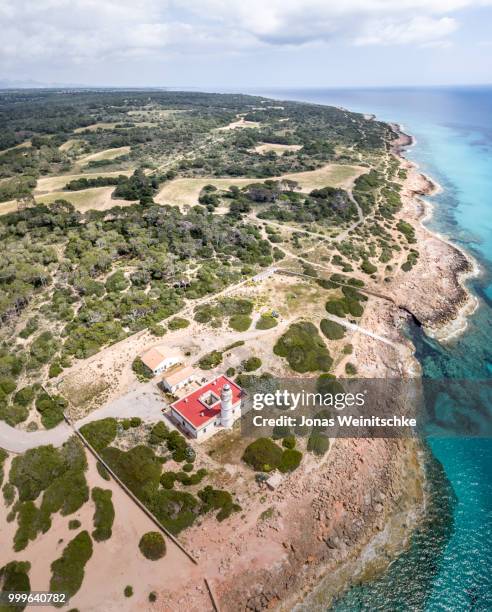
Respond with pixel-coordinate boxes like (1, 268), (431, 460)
(77, 146), (131, 165)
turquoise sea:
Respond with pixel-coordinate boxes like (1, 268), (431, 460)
(251, 87), (492, 610)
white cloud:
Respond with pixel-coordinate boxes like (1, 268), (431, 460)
(0, 0), (487, 67)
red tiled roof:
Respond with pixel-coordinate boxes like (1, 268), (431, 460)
(171, 376), (242, 429)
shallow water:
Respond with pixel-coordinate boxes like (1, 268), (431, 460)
(250, 87), (492, 610)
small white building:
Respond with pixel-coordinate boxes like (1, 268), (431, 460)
(161, 365), (196, 394)
(170, 376), (242, 439)
(140, 347), (181, 375)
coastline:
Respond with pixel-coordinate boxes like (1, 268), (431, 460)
(390, 123), (480, 342)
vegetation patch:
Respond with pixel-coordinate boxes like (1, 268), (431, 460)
(255, 314), (278, 330)
(79, 418), (117, 452)
(320, 319), (346, 340)
(138, 531), (166, 560)
(229, 314), (252, 332)
(167, 317), (190, 330)
(242, 357), (262, 372)
(243, 437), (303, 473)
(49, 531), (93, 602)
(0, 561), (31, 610)
(273, 322), (332, 373)
(91, 488), (114, 542)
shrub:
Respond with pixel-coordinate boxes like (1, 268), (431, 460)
(198, 350), (223, 370)
(91, 488), (114, 542)
(150, 324), (167, 337)
(273, 322), (332, 373)
(130, 417), (142, 428)
(229, 315), (252, 332)
(14, 386), (36, 407)
(139, 531), (166, 560)
(183, 463), (194, 473)
(160, 472), (176, 489)
(49, 362), (63, 378)
(105, 271), (129, 293)
(168, 318), (190, 330)
(325, 300), (346, 317)
(198, 486), (240, 522)
(361, 259), (377, 274)
(255, 315), (278, 330)
(0, 561), (31, 605)
(132, 357), (153, 380)
(307, 432), (330, 456)
(320, 319), (345, 340)
(49, 531), (93, 601)
(282, 435), (296, 449)
(79, 418), (117, 452)
(124, 585), (133, 597)
(148, 422), (169, 445)
(242, 438), (283, 472)
(226, 367), (236, 377)
(68, 520), (81, 530)
(345, 362), (357, 376)
(279, 449), (302, 473)
(96, 461), (111, 481)
(3, 482), (15, 506)
(35, 392), (67, 429)
(242, 357), (262, 372)
(149, 591), (157, 602)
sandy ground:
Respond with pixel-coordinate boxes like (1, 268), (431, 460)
(154, 163), (365, 208)
(0, 452), (211, 612)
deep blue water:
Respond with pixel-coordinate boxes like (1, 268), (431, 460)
(250, 87), (492, 610)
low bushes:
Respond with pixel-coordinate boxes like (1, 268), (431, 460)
(255, 315), (278, 330)
(91, 488), (114, 542)
(49, 531), (93, 601)
(139, 531), (166, 560)
(80, 418), (117, 452)
(242, 438), (303, 473)
(320, 319), (345, 340)
(274, 322), (332, 373)
(242, 357), (262, 372)
(229, 314), (252, 332)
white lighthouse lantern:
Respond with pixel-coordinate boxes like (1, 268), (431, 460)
(220, 383), (234, 428)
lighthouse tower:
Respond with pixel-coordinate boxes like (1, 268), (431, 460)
(220, 383), (234, 428)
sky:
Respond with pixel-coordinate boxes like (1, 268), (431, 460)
(0, 0), (491, 88)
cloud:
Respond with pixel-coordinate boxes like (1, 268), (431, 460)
(0, 0), (487, 68)
(354, 16), (458, 46)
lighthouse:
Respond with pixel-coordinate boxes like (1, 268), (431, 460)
(220, 383), (234, 428)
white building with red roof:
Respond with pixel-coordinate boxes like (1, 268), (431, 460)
(169, 375), (242, 439)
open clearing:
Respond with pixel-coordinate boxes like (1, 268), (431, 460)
(254, 143), (302, 155)
(74, 122), (120, 133)
(217, 118), (261, 131)
(154, 163), (365, 208)
(36, 186), (136, 212)
(59, 138), (84, 151)
(77, 146), (131, 165)
(34, 170), (134, 194)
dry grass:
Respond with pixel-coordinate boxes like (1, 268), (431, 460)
(254, 143), (302, 155)
(58, 139), (84, 152)
(36, 186), (136, 212)
(77, 146), (131, 165)
(154, 163), (365, 208)
(74, 122), (120, 133)
(34, 170), (133, 194)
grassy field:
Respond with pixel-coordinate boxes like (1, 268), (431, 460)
(254, 143), (302, 155)
(36, 186), (136, 212)
(77, 146), (131, 165)
(154, 163), (365, 208)
(74, 122), (120, 133)
(34, 170), (134, 194)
